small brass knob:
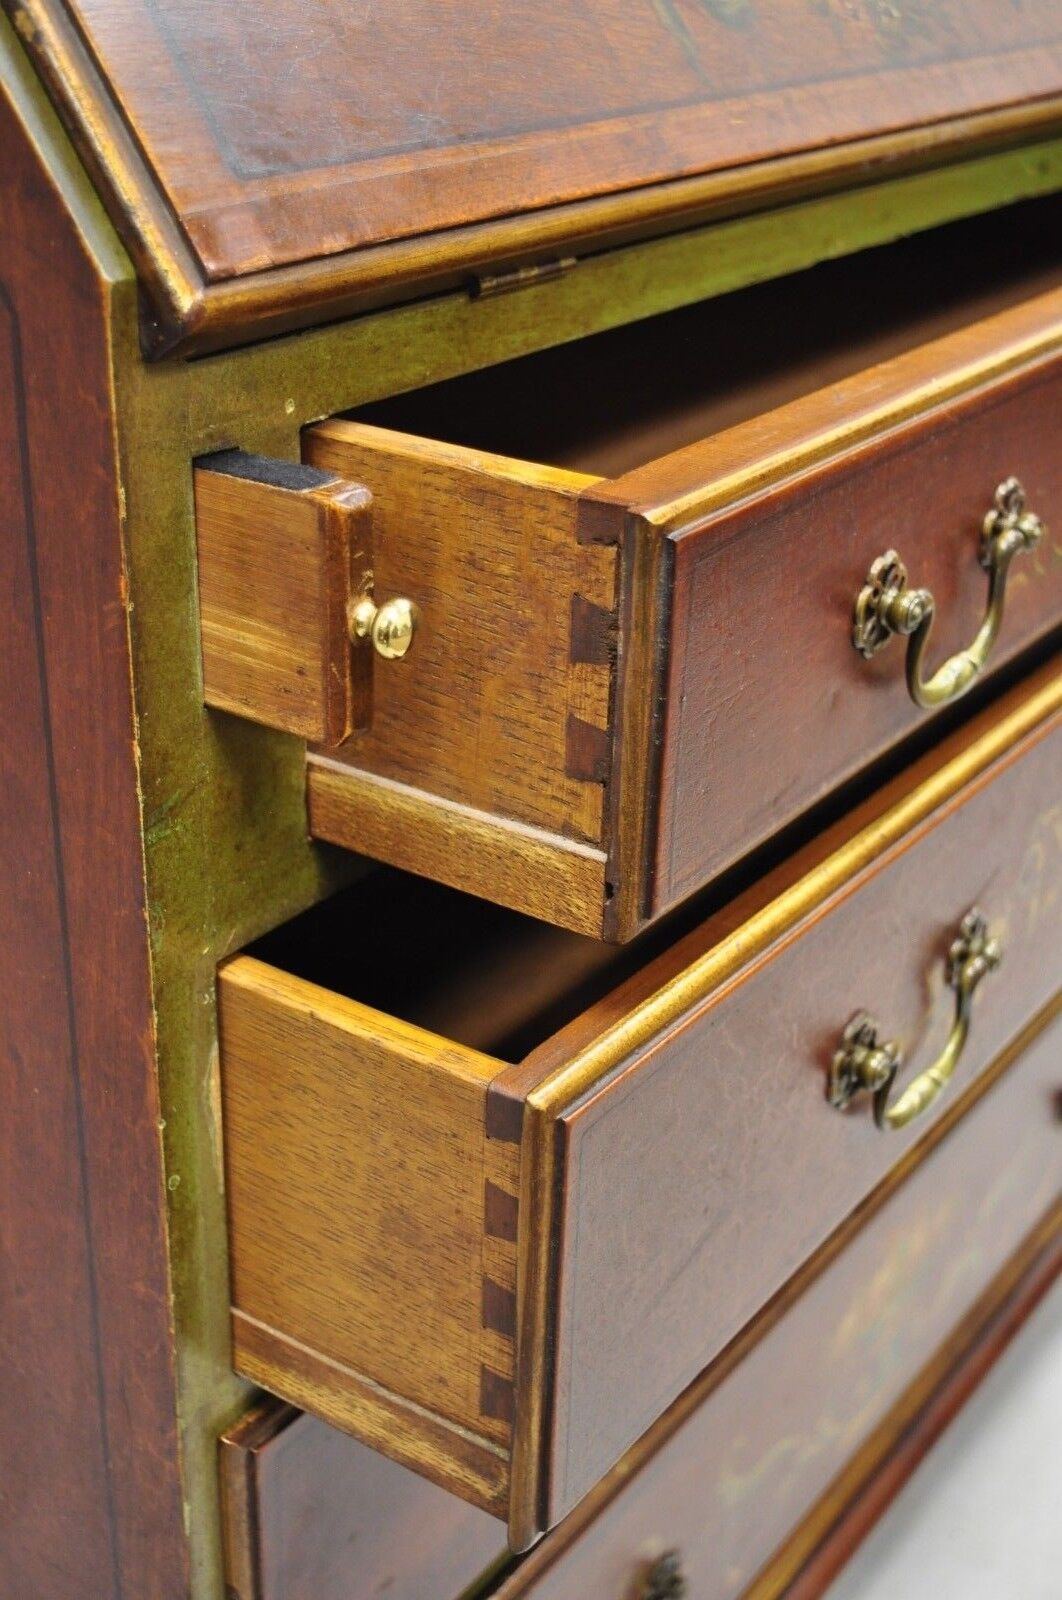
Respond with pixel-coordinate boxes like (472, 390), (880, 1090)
(350, 595), (417, 660)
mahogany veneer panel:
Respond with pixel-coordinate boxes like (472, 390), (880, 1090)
(492, 1004), (1062, 1599)
(220, 1404), (506, 1600)
(653, 345), (1062, 909)
(8, 0), (1062, 346)
(219, 1004), (1060, 1600)
(539, 673), (1062, 1519)
(0, 72), (186, 1600)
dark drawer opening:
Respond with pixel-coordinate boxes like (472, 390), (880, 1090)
(249, 866), (680, 1063)
(345, 195), (1061, 478)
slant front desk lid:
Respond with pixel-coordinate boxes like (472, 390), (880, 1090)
(9, 0), (1062, 350)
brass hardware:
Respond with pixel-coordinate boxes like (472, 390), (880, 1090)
(470, 257), (578, 299)
(827, 1012), (902, 1109)
(828, 908), (1002, 1129)
(852, 477), (1044, 708)
(350, 594), (418, 660)
(639, 1550), (687, 1600)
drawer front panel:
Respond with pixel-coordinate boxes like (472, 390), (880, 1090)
(548, 706), (1061, 1516)
(518, 1006), (1061, 1597)
(653, 354), (1062, 914)
(221, 1404), (506, 1600)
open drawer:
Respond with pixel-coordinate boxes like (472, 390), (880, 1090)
(291, 222), (1062, 940)
(219, 659), (1061, 1548)
(218, 998), (1062, 1600)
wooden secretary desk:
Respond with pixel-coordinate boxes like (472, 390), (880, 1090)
(1, 4), (1060, 1596)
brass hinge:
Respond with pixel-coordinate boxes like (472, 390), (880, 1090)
(469, 257), (578, 299)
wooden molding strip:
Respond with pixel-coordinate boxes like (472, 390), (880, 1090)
(307, 761), (609, 937)
(604, 290), (1062, 533)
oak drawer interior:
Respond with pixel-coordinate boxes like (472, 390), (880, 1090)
(220, 659), (1061, 1546)
(293, 202), (1062, 939)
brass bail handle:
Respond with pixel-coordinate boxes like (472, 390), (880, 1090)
(852, 478), (1044, 709)
(827, 909), (1002, 1130)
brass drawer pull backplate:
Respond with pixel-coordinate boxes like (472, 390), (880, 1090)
(828, 908), (1002, 1129)
(852, 477), (1044, 708)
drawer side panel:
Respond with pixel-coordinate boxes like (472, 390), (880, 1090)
(305, 422), (616, 847)
(219, 956), (517, 1511)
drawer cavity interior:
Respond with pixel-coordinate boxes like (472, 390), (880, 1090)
(245, 865), (692, 1064)
(345, 197), (1061, 478)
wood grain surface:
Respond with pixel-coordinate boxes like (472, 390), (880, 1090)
(773, 1214), (1062, 1599)
(0, 72), (186, 1600)
(219, 1001), (1059, 1600)
(15, 0), (1062, 276)
(218, 662), (1059, 1544)
(304, 417), (615, 933)
(306, 273), (1062, 939)
(304, 423), (615, 846)
(194, 451), (373, 746)
(642, 297), (1062, 916)
(219, 957), (518, 1515)
(6, 0), (1061, 347)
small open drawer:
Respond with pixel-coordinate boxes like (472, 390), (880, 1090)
(219, 659), (1061, 1547)
(296, 223), (1061, 940)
